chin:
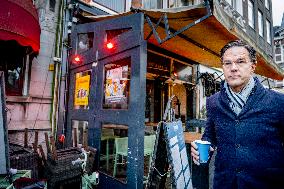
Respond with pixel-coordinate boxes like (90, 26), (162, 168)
(227, 79), (243, 88)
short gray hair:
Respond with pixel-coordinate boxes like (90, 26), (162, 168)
(220, 40), (257, 64)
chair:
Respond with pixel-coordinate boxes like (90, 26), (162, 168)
(101, 128), (115, 171)
(113, 137), (128, 177)
(113, 135), (156, 177)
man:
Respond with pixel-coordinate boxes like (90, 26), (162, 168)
(191, 40), (284, 189)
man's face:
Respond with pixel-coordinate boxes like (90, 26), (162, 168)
(222, 46), (256, 92)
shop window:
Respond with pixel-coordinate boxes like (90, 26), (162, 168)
(0, 41), (28, 96)
(103, 57), (131, 109)
(74, 70), (91, 110)
(72, 120), (88, 147)
(77, 33), (94, 54)
(173, 61), (193, 83)
(99, 123), (128, 183)
(147, 51), (170, 77)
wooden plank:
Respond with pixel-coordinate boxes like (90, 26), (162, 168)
(50, 136), (58, 160)
(73, 128), (77, 147)
(24, 128), (28, 148)
(44, 132), (50, 153)
(33, 131), (38, 152)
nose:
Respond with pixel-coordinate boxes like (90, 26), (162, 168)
(230, 62), (238, 71)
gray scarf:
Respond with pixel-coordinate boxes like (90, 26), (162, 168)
(224, 77), (255, 115)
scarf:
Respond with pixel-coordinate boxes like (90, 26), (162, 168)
(224, 77), (255, 115)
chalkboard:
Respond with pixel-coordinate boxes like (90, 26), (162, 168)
(0, 71), (9, 175)
(146, 121), (193, 189)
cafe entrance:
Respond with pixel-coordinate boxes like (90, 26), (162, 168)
(66, 11), (195, 189)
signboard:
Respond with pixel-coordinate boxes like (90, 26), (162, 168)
(146, 121), (193, 189)
(74, 75), (90, 106)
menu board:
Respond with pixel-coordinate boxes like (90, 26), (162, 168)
(165, 120), (193, 189)
(146, 121), (193, 189)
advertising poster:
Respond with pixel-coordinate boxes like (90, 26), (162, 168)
(104, 65), (129, 108)
(74, 75), (90, 106)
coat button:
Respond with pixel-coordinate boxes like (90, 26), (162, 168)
(235, 168), (242, 174)
(235, 143), (241, 148)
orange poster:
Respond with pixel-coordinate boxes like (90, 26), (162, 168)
(74, 75), (90, 106)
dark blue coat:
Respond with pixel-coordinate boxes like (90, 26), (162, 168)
(202, 78), (284, 189)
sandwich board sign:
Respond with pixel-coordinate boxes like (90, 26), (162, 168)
(146, 120), (193, 189)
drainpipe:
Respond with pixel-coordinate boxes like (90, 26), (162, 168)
(51, 0), (64, 139)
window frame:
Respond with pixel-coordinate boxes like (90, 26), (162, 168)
(258, 10), (264, 37)
(266, 19), (271, 44)
(248, 0), (255, 29)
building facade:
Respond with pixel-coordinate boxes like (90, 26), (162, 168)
(274, 13), (284, 88)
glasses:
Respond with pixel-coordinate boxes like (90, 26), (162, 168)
(222, 59), (251, 69)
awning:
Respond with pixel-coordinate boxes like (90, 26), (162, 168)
(89, 2), (284, 80)
(0, 0), (40, 52)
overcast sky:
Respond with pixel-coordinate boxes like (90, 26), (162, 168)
(272, 0), (284, 26)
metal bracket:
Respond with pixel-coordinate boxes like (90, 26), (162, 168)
(145, 0), (212, 44)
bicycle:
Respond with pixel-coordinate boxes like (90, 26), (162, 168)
(72, 147), (99, 189)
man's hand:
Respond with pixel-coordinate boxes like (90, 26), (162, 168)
(191, 141), (214, 165)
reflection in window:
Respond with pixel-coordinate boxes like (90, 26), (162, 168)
(74, 70), (91, 110)
(77, 33), (94, 53)
(103, 57), (131, 109)
(99, 124), (128, 183)
(72, 120), (88, 147)
(0, 41), (26, 96)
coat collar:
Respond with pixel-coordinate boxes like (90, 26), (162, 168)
(219, 77), (266, 119)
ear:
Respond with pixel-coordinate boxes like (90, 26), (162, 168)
(251, 63), (256, 73)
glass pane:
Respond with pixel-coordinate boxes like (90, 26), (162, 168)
(147, 51), (171, 77)
(248, 0), (254, 28)
(74, 70), (91, 110)
(258, 10), (263, 37)
(72, 120), (88, 147)
(99, 123), (128, 183)
(143, 132), (156, 183)
(173, 61), (193, 83)
(77, 33), (94, 53)
(103, 57), (131, 109)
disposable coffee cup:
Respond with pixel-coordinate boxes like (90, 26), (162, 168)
(194, 140), (211, 164)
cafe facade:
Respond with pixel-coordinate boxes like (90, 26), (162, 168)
(63, 0), (284, 188)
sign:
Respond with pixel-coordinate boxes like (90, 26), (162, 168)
(146, 121), (193, 189)
(74, 75), (90, 106)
